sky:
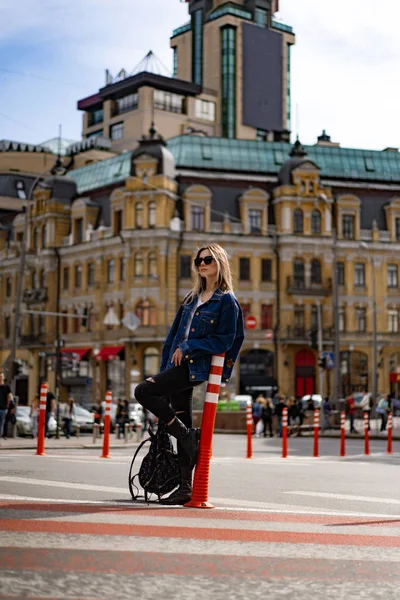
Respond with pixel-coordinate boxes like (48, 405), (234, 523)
(0, 0), (399, 151)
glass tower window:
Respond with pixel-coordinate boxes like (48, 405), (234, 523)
(221, 26), (236, 139)
(254, 7), (268, 27)
(286, 44), (291, 130)
(173, 47), (178, 78)
(192, 9), (203, 85)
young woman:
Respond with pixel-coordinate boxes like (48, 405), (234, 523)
(135, 244), (244, 505)
(62, 397), (76, 439)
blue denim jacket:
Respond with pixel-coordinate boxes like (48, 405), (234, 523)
(160, 290), (244, 383)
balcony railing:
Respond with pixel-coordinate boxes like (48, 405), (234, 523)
(286, 277), (332, 296)
(23, 288), (48, 304)
(283, 326), (308, 340)
(20, 334), (44, 346)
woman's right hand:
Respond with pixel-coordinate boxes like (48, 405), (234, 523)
(171, 348), (183, 366)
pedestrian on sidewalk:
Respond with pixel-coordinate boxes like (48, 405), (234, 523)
(135, 243), (244, 505)
(274, 395), (287, 437)
(62, 397), (76, 439)
(377, 395), (390, 431)
(288, 397), (301, 436)
(261, 397), (274, 438)
(346, 393), (358, 434)
(30, 395), (39, 438)
(252, 395), (263, 435)
(42, 382), (56, 438)
(0, 372), (13, 440)
(322, 397), (332, 433)
(359, 389), (372, 431)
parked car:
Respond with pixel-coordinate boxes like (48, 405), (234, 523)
(16, 406), (57, 438)
(72, 405), (94, 434)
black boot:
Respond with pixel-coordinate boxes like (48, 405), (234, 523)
(160, 466), (192, 505)
(167, 417), (200, 471)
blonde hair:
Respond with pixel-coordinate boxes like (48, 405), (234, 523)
(184, 243), (234, 304)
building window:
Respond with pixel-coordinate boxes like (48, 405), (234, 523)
(120, 258), (126, 282)
(180, 255), (191, 279)
(339, 307), (346, 332)
(107, 259), (115, 284)
(6, 277), (12, 297)
(148, 202), (156, 228)
(88, 107), (103, 126)
(114, 210), (123, 235)
(261, 304), (273, 329)
(191, 206), (205, 231)
(4, 316), (10, 339)
(154, 90), (185, 114)
(41, 225), (46, 248)
(256, 129), (268, 141)
(248, 209), (262, 234)
(294, 305), (305, 330)
(33, 227), (39, 249)
(261, 258), (272, 282)
(16, 181), (26, 199)
(63, 267), (69, 291)
(173, 47), (178, 78)
(254, 7), (268, 27)
(388, 309), (399, 333)
(293, 209), (303, 234)
(115, 93), (138, 115)
(342, 214), (355, 240)
(311, 259), (322, 284)
(239, 257), (250, 281)
(354, 263), (365, 286)
(311, 210), (321, 234)
(75, 265), (82, 288)
(135, 203), (143, 228)
(293, 259), (305, 288)
(195, 99), (216, 122)
(87, 263), (95, 287)
(148, 252), (158, 277)
(87, 130), (103, 139)
(395, 218), (400, 241)
(75, 218), (84, 243)
(356, 307), (366, 332)
(388, 264), (398, 288)
(240, 303), (251, 320)
(136, 300), (156, 326)
(110, 122), (124, 140)
(311, 305), (318, 332)
(134, 252), (144, 277)
(337, 262), (345, 286)
(221, 25), (236, 139)
(192, 8), (204, 85)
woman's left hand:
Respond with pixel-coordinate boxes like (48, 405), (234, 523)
(171, 347), (183, 366)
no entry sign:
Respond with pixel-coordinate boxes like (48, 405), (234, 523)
(245, 315), (257, 330)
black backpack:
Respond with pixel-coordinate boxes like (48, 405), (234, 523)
(128, 420), (180, 503)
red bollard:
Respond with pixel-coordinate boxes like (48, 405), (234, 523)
(36, 384), (47, 456)
(246, 401), (253, 459)
(282, 407), (288, 458)
(340, 411), (346, 457)
(364, 411), (370, 456)
(185, 354), (225, 509)
(101, 391), (112, 459)
(313, 409), (320, 458)
(387, 412), (393, 455)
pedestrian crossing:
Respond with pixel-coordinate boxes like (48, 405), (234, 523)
(1, 499), (400, 600)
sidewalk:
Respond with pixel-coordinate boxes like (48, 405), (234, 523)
(0, 434), (142, 451)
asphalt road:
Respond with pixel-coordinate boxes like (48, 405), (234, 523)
(0, 434), (399, 600)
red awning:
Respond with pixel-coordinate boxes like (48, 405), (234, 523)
(61, 347), (91, 361)
(96, 345), (124, 361)
(390, 372), (400, 383)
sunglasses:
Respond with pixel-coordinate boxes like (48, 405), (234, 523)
(194, 255), (214, 267)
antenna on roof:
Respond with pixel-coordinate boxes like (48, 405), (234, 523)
(295, 103), (300, 142)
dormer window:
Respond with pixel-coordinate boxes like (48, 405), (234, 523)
(342, 215), (355, 240)
(75, 218), (84, 243)
(191, 206), (205, 231)
(248, 209), (262, 234)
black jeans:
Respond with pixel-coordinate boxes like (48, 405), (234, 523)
(135, 363), (204, 428)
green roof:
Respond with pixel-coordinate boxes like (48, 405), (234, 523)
(167, 136), (400, 183)
(69, 151), (133, 194)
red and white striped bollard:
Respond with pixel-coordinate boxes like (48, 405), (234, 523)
(364, 411), (370, 456)
(36, 383), (48, 456)
(313, 409), (319, 458)
(282, 407), (288, 458)
(387, 412), (393, 455)
(246, 400), (253, 459)
(101, 390), (112, 459)
(340, 411), (346, 457)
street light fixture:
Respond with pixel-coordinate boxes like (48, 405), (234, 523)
(360, 241), (378, 414)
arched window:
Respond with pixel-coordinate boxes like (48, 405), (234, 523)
(293, 259), (304, 289)
(148, 252), (157, 277)
(311, 259), (322, 284)
(135, 202), (143, 228)
(134, 252), (144, 277)
(107, 260), (115, 284)
(293, 209), (303, 234)
(41, 225), (46, 248)
(75, 265), (82, 288)
(148, 202), (156, 228)
(135, 299), (156, 326)
(144, 346), (160, 378)
(311, 209), (321, 234)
